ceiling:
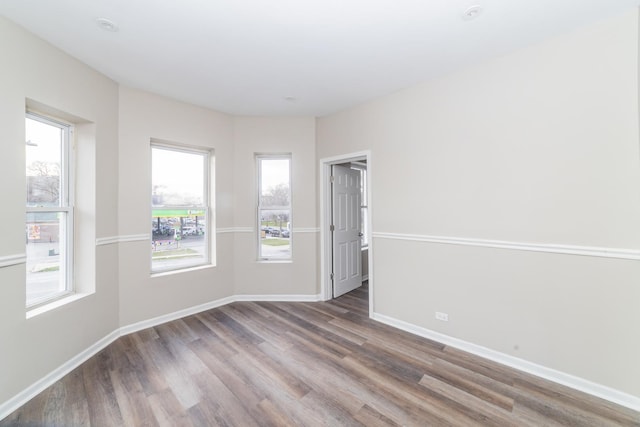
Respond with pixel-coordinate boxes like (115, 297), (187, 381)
(1, 0), (639, 116)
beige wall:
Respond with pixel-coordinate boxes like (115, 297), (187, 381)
(117, 87), (236, 326)
(232, 117), (318, 296)
(317, 10), (640, 397)
(0, 19), (319, 409)
(0, 17), (120, 404)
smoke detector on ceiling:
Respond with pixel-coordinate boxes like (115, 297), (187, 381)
(462, 5), (483, 21)
(95, 17), (119, 32)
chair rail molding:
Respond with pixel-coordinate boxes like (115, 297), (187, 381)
(373, 232), (640, 260)
(0, 253), (26, 268)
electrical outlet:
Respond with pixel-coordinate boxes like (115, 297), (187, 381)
(435, 311), (449, 322)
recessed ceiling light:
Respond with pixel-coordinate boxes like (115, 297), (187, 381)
(95, 17), (119, 32)
(462, 5), (483, 21)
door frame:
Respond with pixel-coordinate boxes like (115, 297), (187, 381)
(319, 150), (373, 316)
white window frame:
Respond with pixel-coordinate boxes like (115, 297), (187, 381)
(257, 154), (292, 261)
(351, 163), (368, 248)
(25, 112), (74, 307)
(150, 142), (212, 273)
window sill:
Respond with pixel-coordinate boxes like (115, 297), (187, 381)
(151, 263), (216, 278)
(27, 292), (91, 319)
(257, 259), (292, 264)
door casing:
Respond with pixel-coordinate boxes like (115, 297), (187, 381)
(319, 150), (373, 315)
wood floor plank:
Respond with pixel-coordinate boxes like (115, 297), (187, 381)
(2, 281), (639, 426)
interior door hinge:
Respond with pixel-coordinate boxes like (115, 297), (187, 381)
(330, 224), (335, 232)
(330, 175), (335, 183)
(330, 273), (334, 281)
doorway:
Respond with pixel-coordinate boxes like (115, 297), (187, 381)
(320, 151), (373, 315)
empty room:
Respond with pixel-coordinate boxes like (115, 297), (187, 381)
(1, 0), (639, 425)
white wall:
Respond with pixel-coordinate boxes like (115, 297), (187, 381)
(317, 9), (640, 398)
(0, 16), (120, 404)
(232, 117), (318, 297)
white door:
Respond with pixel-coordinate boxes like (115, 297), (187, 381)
(332, 165), (362, 297)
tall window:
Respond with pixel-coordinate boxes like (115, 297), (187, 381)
(26, 113), (73, 306)
(151, 144), (210, 273)
(257, 155), (291, 260)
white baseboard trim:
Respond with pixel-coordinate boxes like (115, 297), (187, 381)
(119, 296), (236, 336)
(371, 312), (640, 412)
(0, 291), (323, 419)
(0, 329), (121, 420)
(372, 232), (640, 261)
(0, 254), (26, 268)
(233, 294), (322, 302)
(5, 294), (637, 420)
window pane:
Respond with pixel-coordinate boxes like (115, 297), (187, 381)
(152, 210), (207, 271)
(26, 212), (67, 305)
(152, 147), (204, 206)
(26, 117), (63, 207)
(259, 159), (290, 208)
(258, 156), (291, 260)
(260, 209), (291, 259)
(151, 144), (210, 272)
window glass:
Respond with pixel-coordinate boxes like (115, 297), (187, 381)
(25, 114), (72, 306)
(151, 145), (210, 272)
(351, 165), (368, 247)
(258, 156), (291, 260)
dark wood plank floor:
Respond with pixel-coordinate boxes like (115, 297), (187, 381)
(3, 282), (639, 426)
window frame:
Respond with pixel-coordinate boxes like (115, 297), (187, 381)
(25, 112), (74, 308)
(150, 142), (212, 274)
(350, 163), (368, 248)
(256, 154), (292, 261)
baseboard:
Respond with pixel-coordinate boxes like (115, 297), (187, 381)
(0, 329), (121, 420)
(371, 312), (640, 412)
(1, 292), (321, 420)
(233, 294), (323, 302)
(119, 296), (236, 336)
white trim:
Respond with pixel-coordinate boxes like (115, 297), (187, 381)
(0, 254), (26, 268)
(319, 151), (374, 312)
(217, 227), (253, 234)
(0, 329), (121, 420)
(2, 290), (638, 419)
(292, 227), (320, 233)
(233, 294), (322, 302)
(216, 227), (235, 234)
(371, 312), (640, 412)
(120, 296), (235, 336)
(96, 234), (150, 246)
(373, 232), (640, 261)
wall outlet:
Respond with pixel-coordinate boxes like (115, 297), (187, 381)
(435, 311), (449, 322)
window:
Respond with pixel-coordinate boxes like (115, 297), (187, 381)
(351, 164), (368, 247)
(25, 113), (73, 306)
(257, 155), (291, 260)
(151, 144), (211, 273)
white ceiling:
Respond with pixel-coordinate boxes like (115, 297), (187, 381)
(1, 0), (638, 116)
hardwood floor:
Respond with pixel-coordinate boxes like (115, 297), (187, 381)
(2, 282), (639, 426)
